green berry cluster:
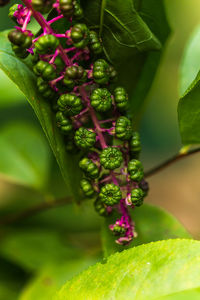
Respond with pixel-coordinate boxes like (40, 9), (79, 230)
(5, 0), (148, 245)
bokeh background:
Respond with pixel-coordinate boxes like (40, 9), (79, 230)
(0, 0), (200, 237)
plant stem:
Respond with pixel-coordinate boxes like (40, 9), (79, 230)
(22, 0), (71, 66)
(144, 147), (200, 178)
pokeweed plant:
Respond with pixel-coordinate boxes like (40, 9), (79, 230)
(1, 0), (200, 299)
(3, 0), (151, 245)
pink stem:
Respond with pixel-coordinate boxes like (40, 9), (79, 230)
(49, 49), (59, 64)
(48, 15), (64, 24)
(50, 75), (64, 85)
(79, 86), (107, 149)
(22, 10), (32, 31)
(22, 0), (71, 66)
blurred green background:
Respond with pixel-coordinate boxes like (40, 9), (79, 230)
(0, 0), (200, 236)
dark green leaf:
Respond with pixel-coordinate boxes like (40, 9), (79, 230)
(178, 25), (200, 144)
(82, 0), (170, 119)
(0, 30), (82, 201)
(56, 239), (200, 300)
(102, 203), (190, 257)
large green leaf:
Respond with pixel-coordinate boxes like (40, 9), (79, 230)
(178, 25), (200, 144)
(56, 239), (200, 300)
(102, 204), (190, 257)
(82, 0), (170, 118)
(0, 122), (50, 190)
(0, 30), (82, 201)
(19, 258), (98, 300)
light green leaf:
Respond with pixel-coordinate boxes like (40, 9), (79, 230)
(179, 25), (200, 96)
(0, 122), (50, 190)
(102, 204), (190, 257)
(56, 239), (200, 300)
(0, 30), (82, 201)
(158, 287), (200, 300)
(178, 25), (200, 144)
(19, 258), (98, 300)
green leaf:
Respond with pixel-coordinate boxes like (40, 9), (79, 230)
(0, 122), (50, 190)
(102, 204), (191, 257)
(157, 287), (200, 300)
(56, 239), (200, 300)
(179, 25), (200, 96)
(82, 0), (170, 118)
(19, 258), (98, 300)
(178, 25), (200, 144)
(0, 30), (82, 201)
(0, 229), (81, 271)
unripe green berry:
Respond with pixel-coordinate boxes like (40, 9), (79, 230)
(129, 132), (141, 158)
(35, 34), (59, 54)
(54, 56), (65, 73)
(79, 157), (99, 179)
(8, 29), (26, 46)
(99, 183), (122, 206)
(114, 87), (128, 111)
(131, 188), (145, 207)
(92, 59), (109, 85)
(73, 1), (83, 19)
(100, 147), (123, 170)
(33, 60), (57, 81)
(94, 198), (108, 217)
(59, 0), (73, 17)
(57, 94), (83, 116)
(32, 0), (52, 13)
(74, 127), (96, 149)
(111, 225), (126, 236)
(37, 77), (56, 99)
(115, 116), (132, 140)
(80, 179), (94, 197)
(55, 111), (73, 135)
(12, 45), (29, 58)
(128, 159), (144, 182)
(71, 23), (89, 49)
(63, 65), (87, 89)
(90, 88), (112, 112)
(89, 31), (102, 55)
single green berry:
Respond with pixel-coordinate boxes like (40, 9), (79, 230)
(99, 183), (122, 206)
(128, 159), (144, 182)
(100, 147), (123, 170)
(129, 132), (141, 158)
(79, 157), (99, 179)
(114, 87), (128, 111)
(94, 198), (108, 217)
(90, 88), (112, 112)
(115, 116), (132, 140)
(80, 179), (94, 197)
(107, 65), (117, 81)
(55, 111), (73, 135)
(8, 29), (26, 46)
(33, 60), (57, 81)
(73, 0), (83, 19)
(131, 188), (145, 207)
(63, 65), (87, 89)
(32, 0), (52, 13)
(74, 127), (96, 149)
(35, 34), (59, 54)
(89, 31), (102, 55)
(71, 23), (89, 48)
(12, 44), (29, 58)
(37, 77), (56, 99)
(92, 59), (110, 85)
(111, 225), (126, 236)
(59, 0), (74, 17)
(54, 56), (65, 73)
(57, 94), (83, 116)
